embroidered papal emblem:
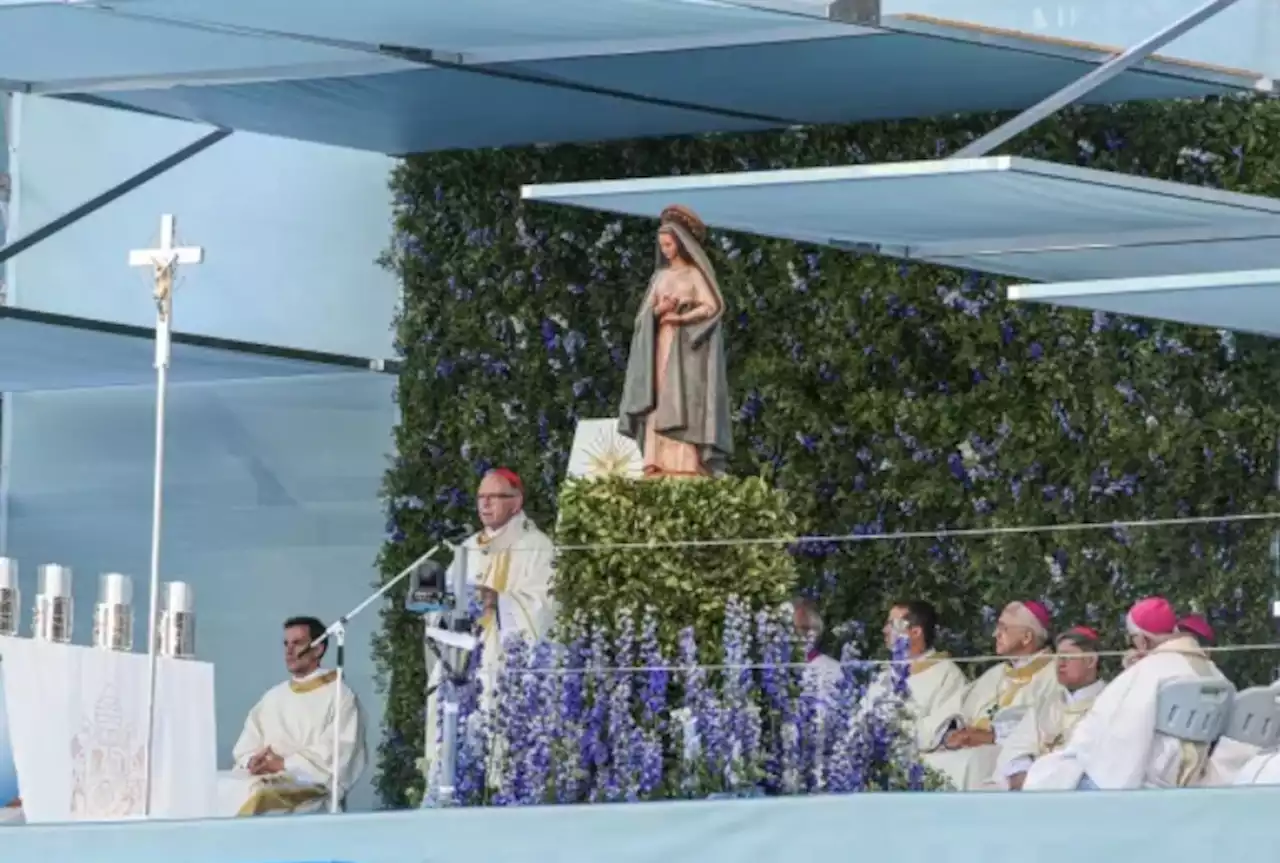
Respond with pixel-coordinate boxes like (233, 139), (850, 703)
(70, 685), (146, 818)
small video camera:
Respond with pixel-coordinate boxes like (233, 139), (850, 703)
(404, 560), (452, 615)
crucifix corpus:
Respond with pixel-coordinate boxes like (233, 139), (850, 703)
(129, 214), (203, 371)
(128, 213), (203, 818)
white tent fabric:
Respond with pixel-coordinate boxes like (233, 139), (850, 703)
(523, 157), (1280, 283)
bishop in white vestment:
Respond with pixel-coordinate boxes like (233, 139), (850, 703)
(860, 601), (967, 749)
(996, 626), (1106, 790)
(921, 600), (1063, 790)
(1024, 597), (1223, 791)
(793, 598), (843, 700)
(426, 469), (556, 759)
(220, 616), (367, 816)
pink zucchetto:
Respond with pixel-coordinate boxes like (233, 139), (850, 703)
(1126, 597), (1178, 638)
(1007, 600), (1052, 639)
(1177, 613), (1215, 645)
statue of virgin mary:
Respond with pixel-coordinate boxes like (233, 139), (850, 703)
(618, 205), (733, 477)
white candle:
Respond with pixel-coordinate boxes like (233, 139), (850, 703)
(165, 581), (194, 614)
(100, 572), (132, 606)
(0, 558), (16, 591)
(38, 564), (72, 598)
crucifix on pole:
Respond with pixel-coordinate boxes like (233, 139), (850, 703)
(128, 214), (203, 817)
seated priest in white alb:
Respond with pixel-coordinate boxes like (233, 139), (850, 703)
(860, 600), (967, 747)
(996, 625), (1106, 790)
(920, 600), (1062, 790)
(1023, 597), (1224, 791)
(793, 597), (842, 699)
(220, 616), (367, 816)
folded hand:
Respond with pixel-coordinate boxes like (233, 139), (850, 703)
(248, 748), (284, 775)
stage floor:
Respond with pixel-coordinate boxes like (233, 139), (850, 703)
(6, 786), (1278, 863)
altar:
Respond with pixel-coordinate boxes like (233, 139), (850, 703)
(0, 636), (215, 823)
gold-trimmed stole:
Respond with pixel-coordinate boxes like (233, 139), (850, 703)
(289, 670), (337, 694)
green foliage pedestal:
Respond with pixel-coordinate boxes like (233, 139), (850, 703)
(554, 475), (799, 652)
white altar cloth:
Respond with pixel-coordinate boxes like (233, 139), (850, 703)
(0, 636), (215, 823)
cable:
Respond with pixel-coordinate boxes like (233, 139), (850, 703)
(416, 510), (1280, 555)
(491, 642), (1280, 676)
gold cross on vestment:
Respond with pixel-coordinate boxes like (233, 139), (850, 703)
(128, 214), (203, 321)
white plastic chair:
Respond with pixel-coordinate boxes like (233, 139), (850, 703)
(1223, 685), (1280, 749)
(1154, 679), (1235, 744)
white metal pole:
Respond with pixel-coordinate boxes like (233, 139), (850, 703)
(329, 623), (346, 815)
(142, 285), (172, 817)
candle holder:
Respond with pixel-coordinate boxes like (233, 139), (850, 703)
(0, 558), (18, 637)
(34, 564), (73, 643)
(158, 581), (195, 658)
(93, 572), (134, 651)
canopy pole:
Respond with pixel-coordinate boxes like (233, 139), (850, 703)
(0, 128), (231, 266)
(952, 0), (1245, 159)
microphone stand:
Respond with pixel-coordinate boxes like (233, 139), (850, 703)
(310, 538), (451, 815)
(425, 543), (472, 807)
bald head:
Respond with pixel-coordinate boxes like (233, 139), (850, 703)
(477, 470), (523, 530)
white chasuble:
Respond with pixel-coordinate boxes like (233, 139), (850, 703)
(425, 512), (556, 771)
(1023, 636), (1222, 791)
(1200, 738), (1263, 787)
(921, 653), (1061, 790)
(862, 652), (968, 752)
(219, 669), (366, 816)
(1233, 749), (1280, 785)
(995, 679), (1105, 788)
(433, 513), (555, 696)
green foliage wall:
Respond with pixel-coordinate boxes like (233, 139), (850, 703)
(376, 95), (1280, 807)
(555, 476), (798, 653)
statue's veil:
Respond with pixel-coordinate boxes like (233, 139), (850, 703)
(646, 221), (725, 321)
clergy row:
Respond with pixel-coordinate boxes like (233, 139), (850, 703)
(809, 596), (1276, 791)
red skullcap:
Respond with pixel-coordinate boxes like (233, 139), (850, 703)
(1177, 613), (1215, 643)
(1020, 600), (1052, 632)
(1058, 625), (1100, 650)
(1127, 597), (1177, 637)
(491, 467), (523, 493)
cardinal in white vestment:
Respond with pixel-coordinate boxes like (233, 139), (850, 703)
(920, 600), (1063, 790)
(426, 469), (556, 763)
(996, 626), (1106, 790)
(860, 601), (967, 749)
(219, 616), (367, 816)
(1023, 597), (1224, 791)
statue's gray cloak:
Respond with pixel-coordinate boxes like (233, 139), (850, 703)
(617, 221), (733, 475)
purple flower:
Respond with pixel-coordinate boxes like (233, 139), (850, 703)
(605, 608), (641, 802)
(518, 641), (557, 804)
(637, 609), (668, 797)
(490, 633), (532, 806)
(583, 626), (611, 801)
(552, 628), (587, 803)
(677, 627), (714, 797)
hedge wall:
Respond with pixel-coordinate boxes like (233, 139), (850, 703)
(554, 475), (799, 655)
(375, 96), (1280, 807)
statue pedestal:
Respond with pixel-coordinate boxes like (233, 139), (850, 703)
(553, 466), (799, 654)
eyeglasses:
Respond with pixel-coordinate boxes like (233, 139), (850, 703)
(478, 493), (518, 503)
